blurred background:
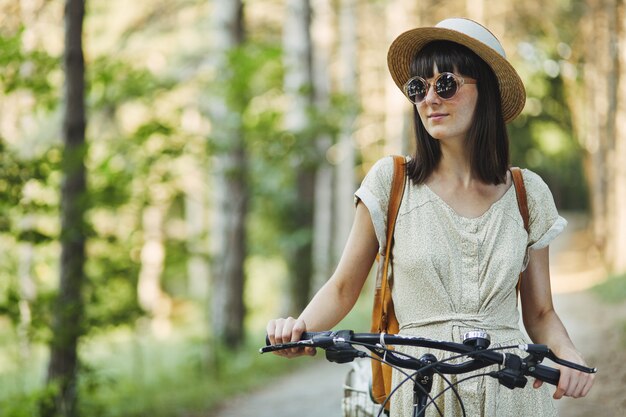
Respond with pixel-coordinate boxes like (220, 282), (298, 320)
(1, 0), (625, 416)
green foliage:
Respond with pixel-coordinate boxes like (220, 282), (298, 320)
(0, 28), (59, 110)
(0, 326), (306, 417)
(592, 273), (626, 304)
(89, 57), (172, 110)
(0, 386), (53, 417)
(509, 51), (588, 210)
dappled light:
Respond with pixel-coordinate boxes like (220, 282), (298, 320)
(0, 0), (625, 416)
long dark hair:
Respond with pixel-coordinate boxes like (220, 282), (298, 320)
(406, 41), (509, 185)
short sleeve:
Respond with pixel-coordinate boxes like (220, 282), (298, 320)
(523, 169), (568, 250)
(354, 156), (395, 249)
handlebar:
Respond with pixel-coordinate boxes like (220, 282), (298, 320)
(261, 330), (596, 389)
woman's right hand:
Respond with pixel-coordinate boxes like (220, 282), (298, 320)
(266, 317), (316, 358)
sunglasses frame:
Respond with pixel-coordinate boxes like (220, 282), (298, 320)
(403, 72), (477, 104)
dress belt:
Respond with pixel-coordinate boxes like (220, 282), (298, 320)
(399, 313), (519, 333)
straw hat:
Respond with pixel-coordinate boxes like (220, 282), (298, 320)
(387, 18), (526, 123)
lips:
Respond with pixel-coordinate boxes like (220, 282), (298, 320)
(428, 113), (448, 120)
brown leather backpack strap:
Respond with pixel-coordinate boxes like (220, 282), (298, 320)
(379, 156), (406, 330)
(510, 167), (529, 298)
(510, 167), (529, 233)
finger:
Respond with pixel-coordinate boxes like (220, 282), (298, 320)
(305, 347), (317, 356)
(266, 320), (277, 345)
(574, 372), (595, 398)
(281, 317), (296, 343)
(533, 378), (543, 389)
(570, 371), (590, 398)
(274, 318), (286, 344)
(279, 317), (302, 355)
(289, 319), (306, 355)
(570, 372), (586, 398)
(581, 373), (595, 397)
(291, 319), (307, 342)
(554, 369), (570, 400)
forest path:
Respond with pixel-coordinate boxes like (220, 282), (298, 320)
(210, 213), (626, 417)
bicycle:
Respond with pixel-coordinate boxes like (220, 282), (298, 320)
(261, 330), (597, 417)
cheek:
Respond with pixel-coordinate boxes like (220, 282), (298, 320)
(460, 97), (478, 123)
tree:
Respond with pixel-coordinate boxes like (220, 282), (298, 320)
(614, 0), (626, 273)
(333, 0), (358, 260)
(42, 0), (87, 416)
(282, 0), (316, 314)
(208, 0), (247, 348)
(570, 0), (624, 272)
(310, 0), (335, 292)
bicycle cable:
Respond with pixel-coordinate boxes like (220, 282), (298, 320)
(417, 372), (491, 417)
(361, 341), (523, 417)
(346, 341), (444, 417)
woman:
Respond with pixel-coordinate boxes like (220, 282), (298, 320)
(267, 18), (594, 416)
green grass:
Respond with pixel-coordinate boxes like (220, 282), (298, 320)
(77, 337), (308, 417)
(591, 272), (626, 350)
(591, 272), (626, 304)
(0, 327), (310, 417)
(0, 258), (377, 417)
(0, 291), (373, 417)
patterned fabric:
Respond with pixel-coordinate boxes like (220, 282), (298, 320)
(355, 156), (566, 417)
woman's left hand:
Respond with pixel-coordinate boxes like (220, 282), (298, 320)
(533, 347), (595, 399)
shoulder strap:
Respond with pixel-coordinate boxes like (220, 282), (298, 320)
(510, 167), (529, 298)
(510, 167), (529, 233)
(379, 156), (406, 329)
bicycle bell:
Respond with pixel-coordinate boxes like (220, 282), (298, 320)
(462, 330), (491, 350)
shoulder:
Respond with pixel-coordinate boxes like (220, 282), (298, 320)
(519, 169), (552, 198)
(518, 168), (560, 221)
(368, 155), (395, 176)
(361, 155), (398, 187)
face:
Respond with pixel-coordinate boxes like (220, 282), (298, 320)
(415, 65), (478, 143)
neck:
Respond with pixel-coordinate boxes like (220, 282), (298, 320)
(435, 140), (474, 187)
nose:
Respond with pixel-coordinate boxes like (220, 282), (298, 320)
(423, 82), (441, 105)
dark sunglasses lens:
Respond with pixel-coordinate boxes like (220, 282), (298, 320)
(435, 74), (458, 99)
(406, 78), (427, 103)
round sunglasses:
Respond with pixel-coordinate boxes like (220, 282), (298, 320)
(403, 72), (477, 104)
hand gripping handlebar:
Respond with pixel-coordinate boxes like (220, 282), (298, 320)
(262, 330), (596, 387)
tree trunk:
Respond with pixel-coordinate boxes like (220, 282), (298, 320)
(310, 0), (335, 292)
(208, 0), (247, 348)
(579, 0), (622, 270)
(611, 0), (626, 272)
(383, 0), (418, 157)
(333, 0), (357, 262)
(283, 0), (316, 315)
(43, 0), (87, 416)
(603, 0), (620, 269)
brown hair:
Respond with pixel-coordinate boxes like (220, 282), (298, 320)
(406, 41), (509, 185)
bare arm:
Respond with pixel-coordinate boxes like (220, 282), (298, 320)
(266, 201), (379, 356)
(520, 246), (595, 398)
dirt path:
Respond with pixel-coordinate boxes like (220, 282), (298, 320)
(212, 213), (626, 417)
(549, 213), (626, 417)
(209, 359), (349, 417)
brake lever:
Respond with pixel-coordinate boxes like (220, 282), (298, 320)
(520, 344), (597, 374)
(546, 352), (597, 374)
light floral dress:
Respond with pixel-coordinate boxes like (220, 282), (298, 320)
(355, 156), (566, 417)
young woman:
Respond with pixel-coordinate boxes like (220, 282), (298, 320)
(267, 18), (594, 416)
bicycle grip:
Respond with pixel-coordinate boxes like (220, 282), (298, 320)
(529, 364), (560, 386)
(265, 331), (333, 346)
